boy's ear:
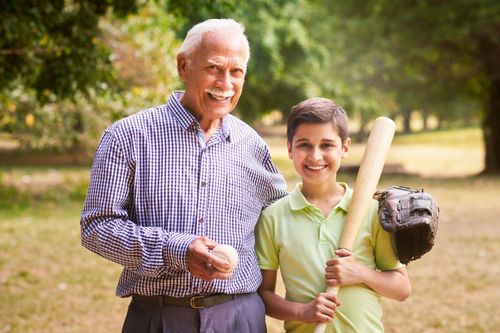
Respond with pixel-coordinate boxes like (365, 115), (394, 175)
(342, 138), (351, 159)
(287, 141), (293, 159)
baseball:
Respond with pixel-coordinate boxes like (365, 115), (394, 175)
(211, 245), (238, 272)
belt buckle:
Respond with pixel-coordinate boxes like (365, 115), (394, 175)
(189, 295), (205, 309)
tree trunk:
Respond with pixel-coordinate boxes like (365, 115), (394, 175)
(421, 110), (429, 131)
(402, 110), (412, 133)
(482, 78), (500, 174)
(355, 112), (368, 142)
(478, 35), (500, 174)
(437, 113), (444, 130)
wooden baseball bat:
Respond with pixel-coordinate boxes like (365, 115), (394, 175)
(313, 116), (396, 333)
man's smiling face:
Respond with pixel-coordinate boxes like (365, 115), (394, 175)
(177, 31), (248, 130)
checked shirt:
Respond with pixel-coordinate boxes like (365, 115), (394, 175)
(81, 91), (288, 297)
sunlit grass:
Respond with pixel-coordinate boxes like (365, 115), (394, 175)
(6, 176), (500, 333)
(265, 127), (484, 178)
(0, 127), (496, 333)
(0, 200), (128, 333)
(392, 127), (482, 147)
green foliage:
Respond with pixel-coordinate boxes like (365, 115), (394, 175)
(302, 0), (500, 171)
(0, 1), (180, 151)
(165, 0), (323, 121)
(238, 0), (323, 121)
(164, 0), (238, 37)
(1, 0), (499, 171)
(306, 0), (499, 126)
(0, 0), (141, 150)
(0, 0), (137, 102)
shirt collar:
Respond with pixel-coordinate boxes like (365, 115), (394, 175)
(289, 182), (352, 213)
(168, 91), (231, 141)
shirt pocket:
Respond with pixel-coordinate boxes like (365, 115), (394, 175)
(225, 173), (263, 233)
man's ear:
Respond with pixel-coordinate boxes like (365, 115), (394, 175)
(177, 53), (188, 81)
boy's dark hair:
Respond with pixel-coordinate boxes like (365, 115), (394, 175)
(287, 97), (349, 143)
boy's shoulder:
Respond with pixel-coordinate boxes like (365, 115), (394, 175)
(262, 193), (293, 216)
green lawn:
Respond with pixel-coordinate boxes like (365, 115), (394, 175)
(0, 200), (128, 333)
(0, 127), (497, 333)
(266, 127), (484, 180)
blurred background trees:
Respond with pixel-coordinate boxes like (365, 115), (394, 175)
(1, 0), (499, 173)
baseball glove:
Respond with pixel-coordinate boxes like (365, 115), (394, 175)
(374, 186), (439, 264)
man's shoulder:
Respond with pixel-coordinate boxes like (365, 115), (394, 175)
(107, 104), (169, 135)
(225, 114), (262, 141)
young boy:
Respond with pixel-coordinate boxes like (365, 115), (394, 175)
(255, 97), (411, 333)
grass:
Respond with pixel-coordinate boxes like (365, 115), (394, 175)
(0, 200), (128, 333)
(392, 127), (482, 147)
(267, 127), (484, 179)
(0, 127), (498, 333)
(265, 175), (500, 333)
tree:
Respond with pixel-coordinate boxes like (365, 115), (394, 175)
(0, 0), (143, 151)
(1, 0), (321, 150)
(311, 0), (500, 173)
(165, 0), (322, 121)
(0, 1), (184, 150)
(0, 0), (141, 102)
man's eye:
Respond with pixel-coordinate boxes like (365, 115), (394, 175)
(233, 68), (244, 74)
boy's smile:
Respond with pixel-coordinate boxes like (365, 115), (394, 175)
(288, 122), (350, 187)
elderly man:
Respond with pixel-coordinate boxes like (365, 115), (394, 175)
(81, 19), (288, 332)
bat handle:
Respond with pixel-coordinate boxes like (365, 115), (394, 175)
(312, 285), (340, 333)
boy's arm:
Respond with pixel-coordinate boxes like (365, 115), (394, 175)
(258, 269), (340, 323)
(325, 249), (411, 301)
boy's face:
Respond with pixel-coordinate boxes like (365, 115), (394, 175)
(287, 122), (350, 186)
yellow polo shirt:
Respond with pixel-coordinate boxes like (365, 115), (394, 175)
(255, 183), (402, 333)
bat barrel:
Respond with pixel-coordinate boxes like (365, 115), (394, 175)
(339, 117), (396, 249)
(313, 116), (396, 333)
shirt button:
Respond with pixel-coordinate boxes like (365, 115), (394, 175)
(201, 181), (207, 187)
(198, 218), (204, 223)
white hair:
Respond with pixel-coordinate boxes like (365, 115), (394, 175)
(178, 18), (250, 65)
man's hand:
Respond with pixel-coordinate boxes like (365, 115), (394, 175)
(187, 236), (233, 281)
(298, 293), (340, 323)
(325, 249), (366, 287)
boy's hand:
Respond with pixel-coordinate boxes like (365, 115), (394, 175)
(298, 293), (340, 323)
(325, 249), (365, 287)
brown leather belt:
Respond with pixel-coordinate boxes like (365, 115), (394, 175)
(132, 293), (241, 309)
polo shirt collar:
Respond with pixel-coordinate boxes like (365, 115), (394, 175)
(289, 182), (352, 213)
(168, 91), (231, 141)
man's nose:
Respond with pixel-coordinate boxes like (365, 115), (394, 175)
(216, 71), (232, 90)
